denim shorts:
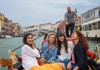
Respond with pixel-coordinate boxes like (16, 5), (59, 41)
(63, 58), (70, 67)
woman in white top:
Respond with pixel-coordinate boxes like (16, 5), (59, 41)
(56, 33), (74, 67)
(22, 33), (40, 70)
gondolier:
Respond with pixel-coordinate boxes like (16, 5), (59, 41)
(64, 7), (78, 37)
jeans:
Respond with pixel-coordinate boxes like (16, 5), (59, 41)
(66, 23), (75, 37)
(71, 63), (76, 70)
(64, 58), (70, 67)
(55, 58), (62, 62)
(55, 58), (70, 68)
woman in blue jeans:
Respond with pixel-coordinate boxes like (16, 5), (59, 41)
(41, 34), (58, 63)
(56, 33), (74, 67)
(67, 31), (88, 70)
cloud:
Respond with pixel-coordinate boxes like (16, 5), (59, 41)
(0, 0), (100, 26)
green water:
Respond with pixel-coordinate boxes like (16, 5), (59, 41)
(0, 37), (100, 70)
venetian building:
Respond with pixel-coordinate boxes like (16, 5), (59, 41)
(0, 13), (5, 35)
(51, 21), (62, 33)
(13, 23), (22, 36)
(81, 6), (100, 38)
(4, 17), (9, 35)
(39, 23), (52, 35)
(22, 25), (39, 36)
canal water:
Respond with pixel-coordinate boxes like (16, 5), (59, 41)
(0, 37), (100, 70)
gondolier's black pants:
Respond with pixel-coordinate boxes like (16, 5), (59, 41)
(66, 23), (75, 37)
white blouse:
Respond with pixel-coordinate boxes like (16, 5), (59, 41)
(58, 41), (74, 60)
(22, 44), (40, 70)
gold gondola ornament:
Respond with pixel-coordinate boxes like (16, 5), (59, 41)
(8, 50), (17, 65)
(94, 45), (100, 63)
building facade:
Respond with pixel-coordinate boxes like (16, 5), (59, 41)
(0, 20), (1, 33)
(13, 23), (22, 36)
(39, 23), (52, 33)
(0, 13), (5, 30)
(0, 13), (5, 36)
(22, 25), (39, 36)
(81, 6), (100, 24)
(81, 6), (100, 40)
(0, 12), (22, 37)
(0, 20), (2, 37)
(4, 17), (11, 35)
(51, 21), (62, 30)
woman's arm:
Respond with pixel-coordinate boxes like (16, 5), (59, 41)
(73, 66), (79, 70)
(67, 61), (72, 70)
(47, 48), (58, 63)
(86, 49), (96, 59)
(74, 44), (87, 69)
(41, 43), (47, 58)
(22, 45), (40, 58)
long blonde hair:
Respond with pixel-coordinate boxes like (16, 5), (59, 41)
(48, 33), (56, 46)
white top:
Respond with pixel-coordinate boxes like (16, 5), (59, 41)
(58, 41), (74, 61)
(22, 44), (40, 70)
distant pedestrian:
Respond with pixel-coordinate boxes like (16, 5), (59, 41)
(56, 21), (66, 38)
(64, 7), (78, 37)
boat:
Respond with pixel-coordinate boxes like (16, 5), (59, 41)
(0, 45), (100, 70)
(0, 14), (100, 69)
(5, 35), (13, 38)
(81, 6), (100, 41)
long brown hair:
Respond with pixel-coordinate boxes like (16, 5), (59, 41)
(48, 33), (56, 46)
(75, 31), (89, 50)
(23, 33), (33, 48)
(57, 33), (68, 55)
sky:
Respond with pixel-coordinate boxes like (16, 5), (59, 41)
(0, 0), (100, 27)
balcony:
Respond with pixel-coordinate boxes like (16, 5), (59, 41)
(81, 16), (100, 23)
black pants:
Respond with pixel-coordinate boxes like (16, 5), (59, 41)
(13, 62), (23, 70)
(66, 23), (75, 37)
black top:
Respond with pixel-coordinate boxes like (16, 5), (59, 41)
(72, 42), (88, 70)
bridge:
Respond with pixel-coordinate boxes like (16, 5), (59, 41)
(23, 29), (54, 36)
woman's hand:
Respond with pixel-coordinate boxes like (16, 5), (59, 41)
(73, 66), (79, 70)
(37, 58), (45, 65)
(67, 62), (72, 70)
(32, 42), (35, 49)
